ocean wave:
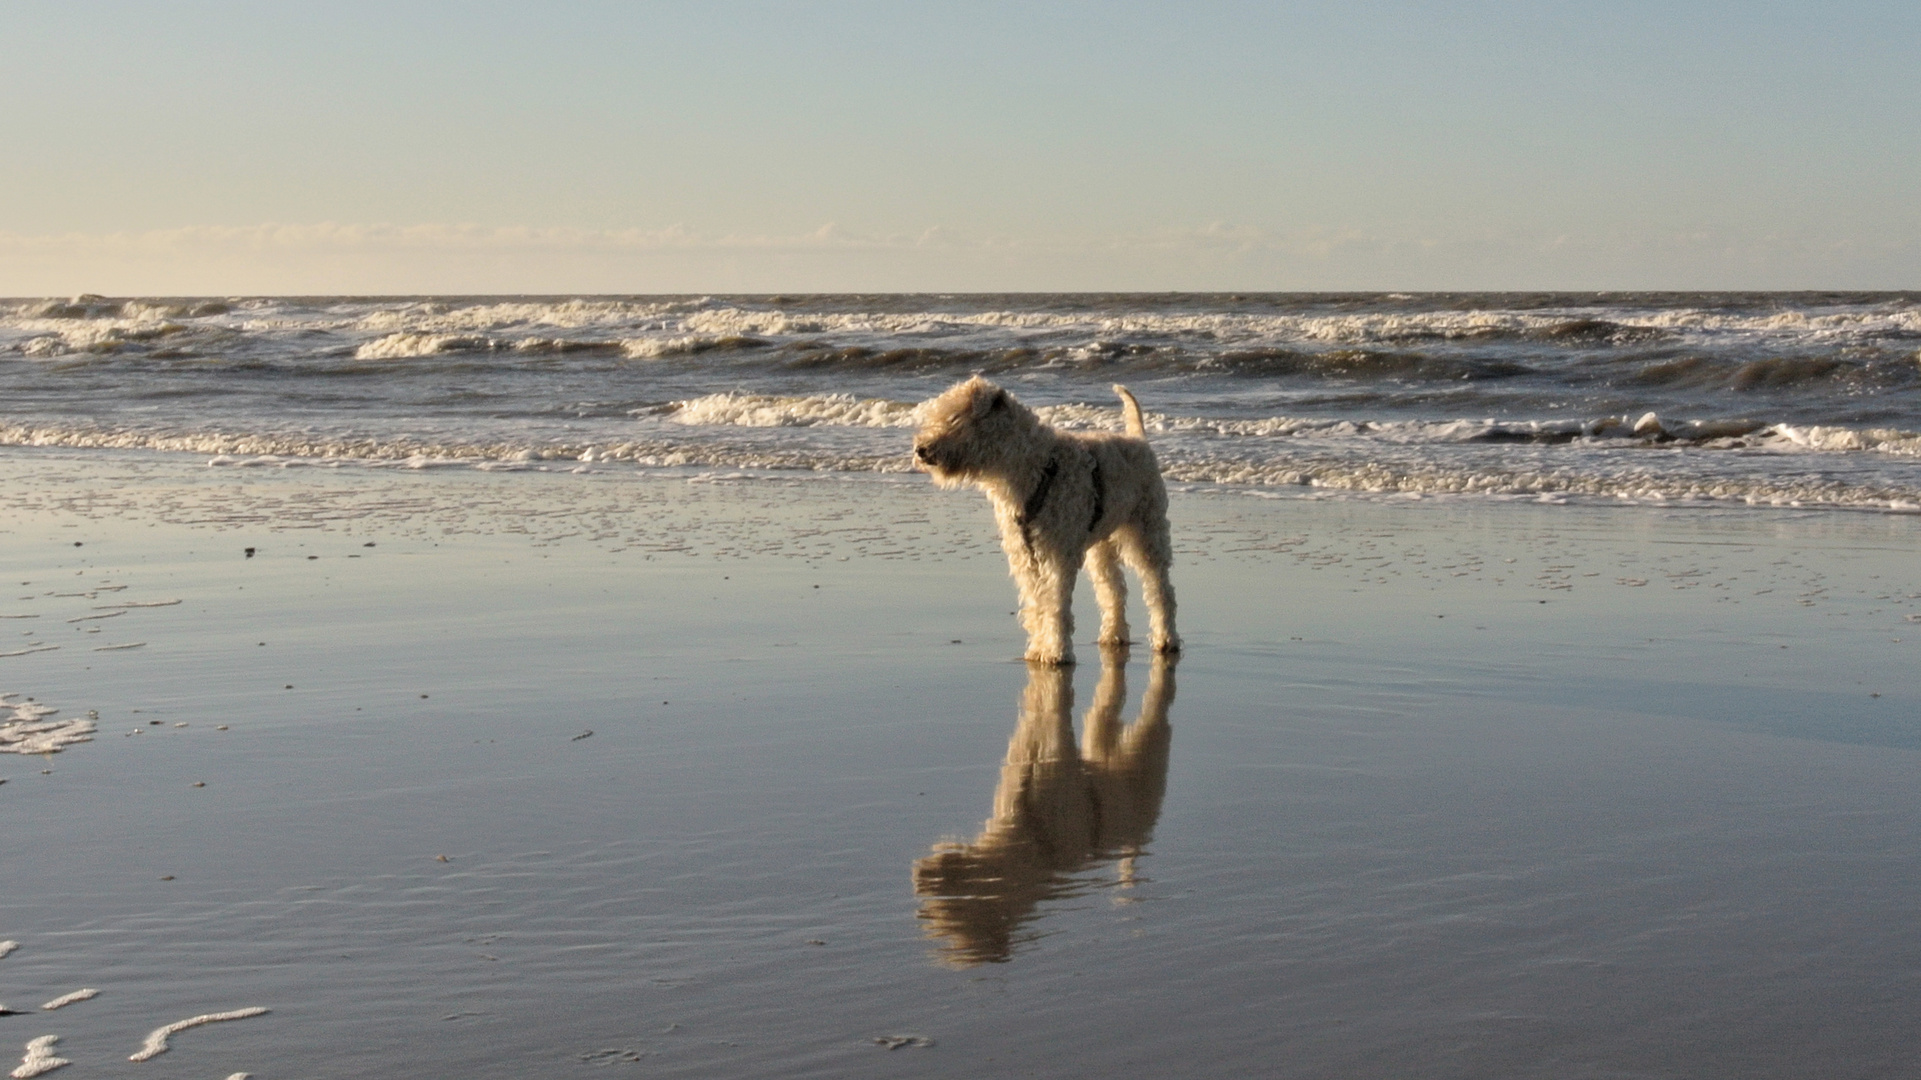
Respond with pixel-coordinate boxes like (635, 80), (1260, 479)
(1621, 353), (1921, 392)
(1766, 425), (1921, 456)
(650, 391), (1916, 453)
(10, 295), (1921, 352)
(354, 332), (499, 359)
(1530, 317), (1669, 343)
(8, 295), (232, 324)
(621, 334), (770, 358)
(1157, 455), (1921, 511)
(11, 296), (1921, 382)
(667, 305), (1563, 346)
(352, 298), (686, 334)
(3, 416), (1917, 510)
(661, 392), (1143, 431)
(667, 392), (921, 428)
(511, 337), (623, 354)
(655, 304), (1921, 350)
(778, 343), (1038, 371)
(8, 319), (238, 358)
(1207, 347), (1533, 380)
(1630, 305), (1921, 338)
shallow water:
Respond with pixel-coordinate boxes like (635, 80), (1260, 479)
(1, 453), (1918, 1077)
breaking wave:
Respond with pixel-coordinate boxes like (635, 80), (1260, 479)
(355, 332), (498, 359)
(621, 335), (769, 358)
(2, 410), (1917, 511)
(656, 392), (1921, 456)
(667, 392), (920, 428)
(1621, 353), (1921, 392)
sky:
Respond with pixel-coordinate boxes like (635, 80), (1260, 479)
(3, 1), (1917, 294)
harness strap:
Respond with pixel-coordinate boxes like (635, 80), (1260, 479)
(1018, 452), (1106, 553)
(1017, 456), (1061, 552)
(1088, 456), (1105, 536)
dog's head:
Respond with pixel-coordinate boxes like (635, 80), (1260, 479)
(911, 377), (1033, 485)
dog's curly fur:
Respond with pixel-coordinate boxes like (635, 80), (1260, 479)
(913, 377), (1179, 665)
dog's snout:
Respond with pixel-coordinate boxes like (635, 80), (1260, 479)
(914, 444), (936, 464)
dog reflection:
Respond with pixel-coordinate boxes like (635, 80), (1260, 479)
(914, 648), (1175, 965)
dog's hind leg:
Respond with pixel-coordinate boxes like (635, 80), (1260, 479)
(1117, 523), (1180, 655)
(1087, 539), (1130, 646)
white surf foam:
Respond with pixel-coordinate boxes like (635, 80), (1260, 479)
(352, 298), (680, 334)
(668, 392), (921, 428)
(620, 334), (759, 358)
(39, 991), (96, 1012)
(10, 1036), (67, 1079)
(633, 302), (1921, 350)
(1765, 425), (1921, 457)
(128, 1008), (269, 1062)
(0, 697), (95, 755)
(353, 332), (495, 359)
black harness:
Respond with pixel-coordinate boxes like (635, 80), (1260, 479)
(1017, 452), (1105, 553)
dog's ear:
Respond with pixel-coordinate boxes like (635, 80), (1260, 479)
(971, 387), (1006, 420)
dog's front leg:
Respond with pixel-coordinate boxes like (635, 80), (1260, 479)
(1021, 555), (1079, 666)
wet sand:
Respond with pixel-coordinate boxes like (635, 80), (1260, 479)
(2, 447), (1919, 1078)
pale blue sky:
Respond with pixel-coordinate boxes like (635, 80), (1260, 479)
(4, 1), (1916, 292)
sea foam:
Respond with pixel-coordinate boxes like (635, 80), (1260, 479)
(128, 1008), (269, 1062)
(10, 1036), (66, 1079)
(0, 697), (94, 755)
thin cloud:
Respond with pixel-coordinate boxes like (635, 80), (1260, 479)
(1, 222), (1912, 295)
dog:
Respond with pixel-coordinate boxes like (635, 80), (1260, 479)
(912, 377), (1179, 665)
(913, 649), (1176, 965)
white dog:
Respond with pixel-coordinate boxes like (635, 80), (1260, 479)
(912, 377), (1179, 665)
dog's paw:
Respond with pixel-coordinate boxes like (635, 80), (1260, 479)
(1152, 636), (1182, 655)
(1025, 648), (1077, 667)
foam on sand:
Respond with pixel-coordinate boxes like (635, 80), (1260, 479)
(38, 991), (96, 1012)
(0, 942), (15, 959)
(0, 697), (95, 755)
(10, 1036), (67, 1079)
(128, 1007), (269, 1061)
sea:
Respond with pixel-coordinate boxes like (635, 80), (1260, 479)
(5, 291), (1920, 511)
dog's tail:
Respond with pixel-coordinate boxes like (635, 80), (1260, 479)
(1113, 384), (1147, 438)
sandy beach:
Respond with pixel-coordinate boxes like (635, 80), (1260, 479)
(2, 446), (1919, 1078)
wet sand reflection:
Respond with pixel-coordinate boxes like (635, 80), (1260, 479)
(914, 647), (1176, 965)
